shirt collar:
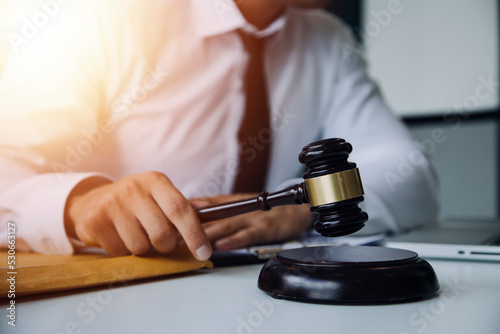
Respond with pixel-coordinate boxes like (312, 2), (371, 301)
(190, 0), (287, 39)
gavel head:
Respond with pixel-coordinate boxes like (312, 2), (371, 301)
(299, 138), (369, 237)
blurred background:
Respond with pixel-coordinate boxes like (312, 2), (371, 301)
(326, 0), (499, 222)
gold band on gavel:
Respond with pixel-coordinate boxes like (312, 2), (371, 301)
(304, 168), (365, 207)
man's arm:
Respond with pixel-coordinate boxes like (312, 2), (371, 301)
(321, 16), (439, 234)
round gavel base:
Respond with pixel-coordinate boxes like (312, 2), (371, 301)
(258, 246), (439, 304)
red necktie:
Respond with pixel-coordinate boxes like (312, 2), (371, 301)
(232, 31), (272, 193)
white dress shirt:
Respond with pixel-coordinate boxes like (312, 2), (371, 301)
(0, 0), (439, 254)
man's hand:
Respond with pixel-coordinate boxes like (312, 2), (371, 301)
(64, 172), (212, 260)
(194, 194), (313, 250)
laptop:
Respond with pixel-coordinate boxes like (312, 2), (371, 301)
(386, 219), (500, 262)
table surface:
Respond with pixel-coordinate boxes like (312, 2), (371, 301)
(2, 256), (500, 334)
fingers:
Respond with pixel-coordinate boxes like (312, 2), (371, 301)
(76, 214), (130, 257)
(190, 193), (257, 206)
(70, 172), (287, 259)
(204, 218), (246, 242)
(203, 204), (313, 251)
(189, 199), (211, 209)
(95, 227), (130, 257)
(69, 172), (212, 260)
(149, 173), (212, 261)
(214, 227), (264, 250)
(203, 213), (270, 250)
(113, 210), (152, 255)
(134, 195), (177, 254)
(98, 177), (156, 256)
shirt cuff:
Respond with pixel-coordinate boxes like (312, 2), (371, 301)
(18, 173), (112, 254)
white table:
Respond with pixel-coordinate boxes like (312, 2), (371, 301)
(2, 258), (500, 334)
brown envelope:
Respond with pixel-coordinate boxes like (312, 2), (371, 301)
(0, 249), (213, 297)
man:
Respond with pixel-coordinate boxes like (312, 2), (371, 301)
(0, 0), (439, 261)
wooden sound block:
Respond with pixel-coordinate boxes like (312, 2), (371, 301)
(258, 246), (439, 304)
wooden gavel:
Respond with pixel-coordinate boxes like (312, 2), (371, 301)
(196, 138), (369, 237)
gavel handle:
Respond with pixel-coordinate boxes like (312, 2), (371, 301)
(196, 183), (309, 223)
